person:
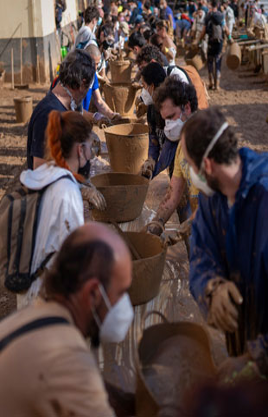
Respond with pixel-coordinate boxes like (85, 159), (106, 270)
(128, 31), (147, 56)
(19, 110), (106, 308)
(222, 0), (236, 39)
(27, 49), (95, 170)
(75, 5), (100, 49)
(200, 0), (226, 90)
(0, 222), (134, 416)
(180, 107), (268, 379)
(191, 3), (207, 44)
(144, 76), (199, 255)
(140, 62), (172, 179)
(156, 20), (177, 64)
(159, 0), (176, 30)
(136, 44), (169, 69)
(176, 14), (192, 46)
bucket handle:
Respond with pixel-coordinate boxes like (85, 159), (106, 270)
(142, 310), (168, 333)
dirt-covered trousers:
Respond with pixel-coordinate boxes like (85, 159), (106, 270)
(207, 41), (223, 77)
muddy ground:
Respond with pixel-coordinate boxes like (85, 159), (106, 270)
(0, 55), (267, 320)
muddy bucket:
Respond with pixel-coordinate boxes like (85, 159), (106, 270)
(226, 42), (241, 70)
(104, 123), (149, 174)
(102, 83), (141, 117)
(125, 232), (167, 306)
(136, 316), (217, 417)
(185, 50), (204, 71)
(91, 173), (149, 222)
(110, 59), (132, 84)
(13, 96), (33, 123)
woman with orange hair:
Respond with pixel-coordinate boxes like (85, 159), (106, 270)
(17, 110), (106, 308)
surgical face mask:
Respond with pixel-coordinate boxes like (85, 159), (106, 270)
(61, 82), (84, 113)
(97, 17), (102, 26)
(189, 121), (229, 197)
(164, 117), (184, 141)
(141, 88), (154, 106)
(190, 166), (215, 197)
(93, 284), (134, 343)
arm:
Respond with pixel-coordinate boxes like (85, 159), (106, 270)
(92, 88), (116, 119)
(199, 25), (206, 41)
(156, 175), (186, 224)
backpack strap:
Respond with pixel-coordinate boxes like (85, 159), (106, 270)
(166, 65), (192, 85)
(0, 316), (70, 353)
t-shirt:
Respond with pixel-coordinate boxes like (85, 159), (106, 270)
(75, 25), (96, 49)
(165, 5), (176, 29)
(27, 91), (66, 169)
(173, 142), (199, 212)
(83, 73), (99, 111)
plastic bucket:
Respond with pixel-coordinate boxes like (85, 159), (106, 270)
(125, 232), (167, 306)
(110, 59), (132, 83)
(102, 83), (141, 117)
(91, 173), (149, 222)
(104, 123), (149, 174)
(13, 96), (33, 123)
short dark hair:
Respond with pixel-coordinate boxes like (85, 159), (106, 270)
(84, 5), (100, 24)
(156, 19), (168, 31)
(211, 0), (218, 7)
(45, 233), (115, 298)
(150, 33), (163, 49)
(128, 31), (147, 49)
(141, 62), (166, 88)
(182, 108), (238, 168)
(59, 49), (95, 90)
(136, 44), (164, 66)
(154, 76), (198, 113)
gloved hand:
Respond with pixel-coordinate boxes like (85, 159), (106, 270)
(81, 183), (107, 211)
(93, 112), (111, 128)
(90, 132), (101, 157)
(144, 218), (165, 236)
(207, 281), (243, 333)
(111, 112), (122, 121)
(177, 218), (193, 237)
(136, 102), (147, 118)
(141, 158), (155, 179)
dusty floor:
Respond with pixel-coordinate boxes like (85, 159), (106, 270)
(0, 54), (267, 342)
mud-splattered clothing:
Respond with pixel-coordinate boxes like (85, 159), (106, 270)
(190, 148), (268, 375)
(0, 299), (115, 417)
(147, 104), (178, 178)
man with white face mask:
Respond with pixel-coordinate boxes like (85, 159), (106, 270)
(144, 76), (199, 255)
(181, 108), (268, 381)
(75, 6), (100, 50)
(0, 222), (134, 417)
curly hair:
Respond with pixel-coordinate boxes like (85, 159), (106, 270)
(59, 49), (95, 90)
(181, 108), (238, 168)
(45, 110), (92, 182)
(136, 44), (164, 66)
(154, 76), (198, 113)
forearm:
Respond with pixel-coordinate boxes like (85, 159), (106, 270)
(156, 176), (186, 224)
(94, 97), (114, 119)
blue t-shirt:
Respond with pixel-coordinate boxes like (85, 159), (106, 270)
(83, 73), (99, 111)
(165, 6), (176, 29)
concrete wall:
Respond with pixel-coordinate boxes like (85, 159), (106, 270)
(0, 0), (78, 83)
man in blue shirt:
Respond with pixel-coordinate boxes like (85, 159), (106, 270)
(181, 107), (268, 380)
(160, 0), (176, 30)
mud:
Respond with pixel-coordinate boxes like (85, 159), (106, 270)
(102, 83), (141, 116)
(110, 59), (132, 84)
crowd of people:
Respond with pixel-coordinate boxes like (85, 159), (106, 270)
(0, 0), (268, 416)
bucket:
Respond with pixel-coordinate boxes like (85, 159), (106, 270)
(104, 123), (149, 174)
(226, 42), (241, 70)
(110, 59), (132, 83)
(185, 50), (205, 71)
(136, 316), (217, 417)
(125, 232), (167, 306)
(90, 173), (149, 222)
(13, 96), (33, 123)
(102, 83), (141, 117)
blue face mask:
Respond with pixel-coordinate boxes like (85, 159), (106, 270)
(97, 17), (102, 26)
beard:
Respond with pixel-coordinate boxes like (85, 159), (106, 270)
(206, 174), (221, 193)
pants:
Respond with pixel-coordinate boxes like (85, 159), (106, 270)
(207, 41), (223, 78)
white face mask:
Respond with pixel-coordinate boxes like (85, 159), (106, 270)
(141, 88), (154, 106)
(93, 24), (97, 34)
(189, 121), (229, 197)
(93, 284), (134, 344)
(190, 166), (214, 197)
(164, 117), (184, 142)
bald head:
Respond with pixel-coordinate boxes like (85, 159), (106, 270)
(44, 222), (132, 298)
(85, 44), (101, 58)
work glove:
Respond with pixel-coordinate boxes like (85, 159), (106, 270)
(143, 218), (165, 236)
(160, 218), (193, 246)
(141, 158), (155, 179)
(81, 182), (107, 211)
(136, 102), (147, 118)
(207, 281), (243, 333)
(93, 112), (112, 128)
(90, 132), (101, 157)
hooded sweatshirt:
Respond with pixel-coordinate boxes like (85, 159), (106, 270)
(18, 163), (84, 308)
(189, 148), (268, 371)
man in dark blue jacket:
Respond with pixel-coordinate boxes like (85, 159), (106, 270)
(181, 108), (268, 379)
